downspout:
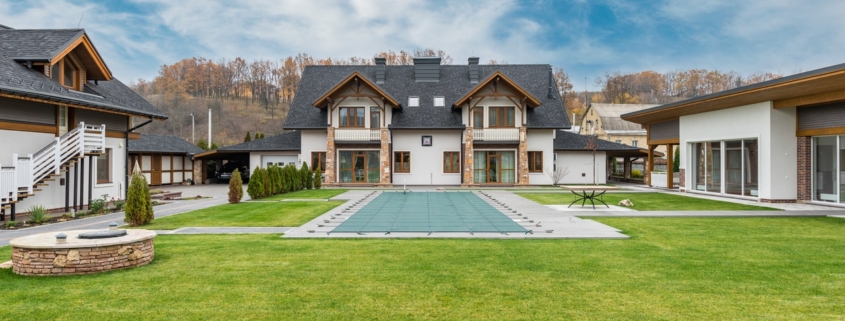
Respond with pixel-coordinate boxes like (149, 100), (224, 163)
(125, 117), (154, 196)
(389, 129), (394, 184)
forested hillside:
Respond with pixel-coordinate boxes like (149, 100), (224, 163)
(129, 49), (781, 147)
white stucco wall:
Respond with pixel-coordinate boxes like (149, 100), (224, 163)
(8, 136), (128, 211)
(391, 130), (463, 185)
(555, 151), (607, 185)
(679, 101), (797, 200)
(249, 151), (300, 171)
(527, 129), (555, 185)
(299, 129), (328, 170)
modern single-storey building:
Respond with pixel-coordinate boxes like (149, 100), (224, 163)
(0, 26), (166, 220)
(283, 57), (572, 186)
(622, 62), (845, 205)
(128, 134), (203, 186)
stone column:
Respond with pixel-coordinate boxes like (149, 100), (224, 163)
(379, 128), (391, 186)
(623, 157), (631, 180)
(325, 127), (336, 185)
(517, 127), (529, 185)
(679, 168), (686, 190)
(192, 160), (203, 185)
(462, 128), (474, 186)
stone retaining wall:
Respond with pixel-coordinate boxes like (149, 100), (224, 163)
(12, 239), (154, 276)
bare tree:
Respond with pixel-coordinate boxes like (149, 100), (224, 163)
(544, 165), (570, 186)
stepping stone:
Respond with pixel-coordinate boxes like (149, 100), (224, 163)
(0, 261), (12, 269)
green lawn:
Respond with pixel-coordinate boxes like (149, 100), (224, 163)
(139, 201), (344, 229)
(261, 189), (349, 201)
(2, 217), (844, 320)
(518, 192), (779, 211)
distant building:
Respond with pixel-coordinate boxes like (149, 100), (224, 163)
(579, 103), (661, 154)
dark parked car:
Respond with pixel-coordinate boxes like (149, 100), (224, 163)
(216, 162), (249, 183)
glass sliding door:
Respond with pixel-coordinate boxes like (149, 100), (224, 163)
(814, 136), (838, 202)
(743, 140), (759, 197)
(691, 139), (758, 197)
(725, 141), (743, 195)
(693, 142), (706, 191)
(338, 151), (380, 183)
(706, 141), (721, 193)
(840, 136), (845, 203)
(473, 151), (516, 184)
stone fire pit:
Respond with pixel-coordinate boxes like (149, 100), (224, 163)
(10, 229), (156, 276)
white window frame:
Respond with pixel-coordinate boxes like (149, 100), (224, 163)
(433, 96), (445, 107)
(408, 96), (420, 107)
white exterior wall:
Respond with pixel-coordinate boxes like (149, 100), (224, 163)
(249, 151), (300, 171)
(555, 151), (607, 185)
(300, 129), (328, 170)
(680, 101), (797, 200)
(527, 129), (555, 185)
(9, 136), (128, 211)
(391, 130), (463, 185)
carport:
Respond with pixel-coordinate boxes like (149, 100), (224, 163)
(193, 131), (302, 183)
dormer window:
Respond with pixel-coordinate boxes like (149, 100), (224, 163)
(50, 56), (81, 90)
(433, 96), (445, 107)
(408, 96), (419, 107)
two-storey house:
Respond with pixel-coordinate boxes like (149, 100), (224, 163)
(0, 26), (166, 220)
(283, 57), (570, 186)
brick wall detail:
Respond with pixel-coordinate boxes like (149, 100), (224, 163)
(796, 136), (812, 201)
(379, 129), (391, 185)
(517, 127), (528, 185)
(463, 128), (474, 186)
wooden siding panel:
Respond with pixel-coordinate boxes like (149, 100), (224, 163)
(648, 119), (680, 141)
(797, 102), (845, 131)
(76, 109), (128, 131)
(0, 97), (56, 125)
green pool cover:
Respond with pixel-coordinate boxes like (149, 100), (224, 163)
(331, 191), (529, 234)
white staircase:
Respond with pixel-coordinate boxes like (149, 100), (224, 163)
(0, 122), (105, 220)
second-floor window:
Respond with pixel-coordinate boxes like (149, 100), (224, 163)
(473, 109), (484, 128)
(528, 151), (543, 172)
(339, 107), (364, 127)
(488, 107), (515, 128)
(51, 57), (80, 90)
(370, 107), (380, 129)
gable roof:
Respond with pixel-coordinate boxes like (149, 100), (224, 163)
(284, 64), (569, 130)
(128, 134), (204, 155)
(554, 130), (660, 157)
(454, 71), (542, 108)
(0, 29), (111, 80)
(311, 71), (400, 109)
(0, 28), (166, 120)
(585, 103), (658, 134)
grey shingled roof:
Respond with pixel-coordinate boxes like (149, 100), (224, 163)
(128, 134), (205, 155)
(0, 29), (84, 60)
(217, 131), (301, 152)
(0, 28), (166, 119)
(586, 103), (657, 132)
(284, 64), (570, 130)
(554, 130), (645, 151)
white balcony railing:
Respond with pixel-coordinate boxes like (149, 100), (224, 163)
(335, 129), (381, 141)
(473, 128), (519, 141)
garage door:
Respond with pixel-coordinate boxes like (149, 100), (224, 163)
(261, 155), (299, 168)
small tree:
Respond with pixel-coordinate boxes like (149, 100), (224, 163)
(673, 148), (680, 172)
(196, 138), (209, 150)
(254, 132), (260, 141)
(228, 168), (243, 204)
(544, 165), (570, 186)
(244, 131), (252, 143)
(314, 166), (322, 189)
(247, 167), (264, 199)
(125, 168), (154, 226)
(261, 167), (272, 197)
(300, 162), (312, 190)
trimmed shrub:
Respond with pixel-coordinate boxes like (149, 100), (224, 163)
(632, 169), (643, 178)
(261, 167), (272, 197)
(244, 131), (252, 142)
(271, 166), (282, 195)
(125, 171), (154, 226)
(247, 167), (264, 199)
(314, 166), (322, 189)
(228, 168), (243, 204)
(300, 162), (312, 190)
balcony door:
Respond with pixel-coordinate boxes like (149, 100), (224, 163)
(473, 151), (515, 184)
(339, 150), (380, 183)
(488, 107), (515, 128)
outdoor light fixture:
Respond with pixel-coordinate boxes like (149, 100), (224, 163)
(109, 222), (119, 230)
(56, 233), (67, 244)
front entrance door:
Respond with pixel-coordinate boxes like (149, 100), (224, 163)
(151, 155), (162, 185)
(353, 153), (366, 183)
(487, 152), (501, 183)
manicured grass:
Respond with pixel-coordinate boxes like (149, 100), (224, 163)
(261, 189), (349, 201)
(139, 201), (344, 229)
(518, 192), (779, 210)
(2, 217), (844, 319)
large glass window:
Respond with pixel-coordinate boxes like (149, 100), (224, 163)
(814, 136), (838, 202)
(339, 107), (364, 127)
(488, 107), (514, 128)
(370, 107), (380, 129)
(338, 150), (379, 183)
(692, 140), (756, 196)
(443, 152), (460, 173)
(96, 148), (111, 184)
(473, 151), (515, 183)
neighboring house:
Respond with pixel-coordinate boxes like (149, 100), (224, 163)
(0, 27), (166, 220)
(579, 103), (659, 150)
(553, 130), (655, 185)
(283, 57), (570, 186)
(128, 134), (204, 186)
(194, 131), (302, 178)
(622, 62), (845, 204)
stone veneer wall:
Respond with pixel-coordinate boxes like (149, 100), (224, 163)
(679, 169), (686, 189)
(325, 127), (336, 185)
(12, 239), (154, 276)
(517, 127), (528, 185)
(796, 136), (812, 201)
(462, 128), (474, 186)
(192, 160), (203, 185)
(379, 129), (391, 185)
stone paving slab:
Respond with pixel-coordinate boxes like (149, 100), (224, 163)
(575, 210), (839, 217)
(828, 215), (845, 219)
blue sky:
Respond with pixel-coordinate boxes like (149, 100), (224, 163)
(2, 0), (844, 91)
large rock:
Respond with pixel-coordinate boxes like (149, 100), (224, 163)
(618, 199), (634, 207)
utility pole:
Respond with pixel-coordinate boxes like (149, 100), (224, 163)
(190, 113), (195, 143)
(207, 108), (212, 148)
